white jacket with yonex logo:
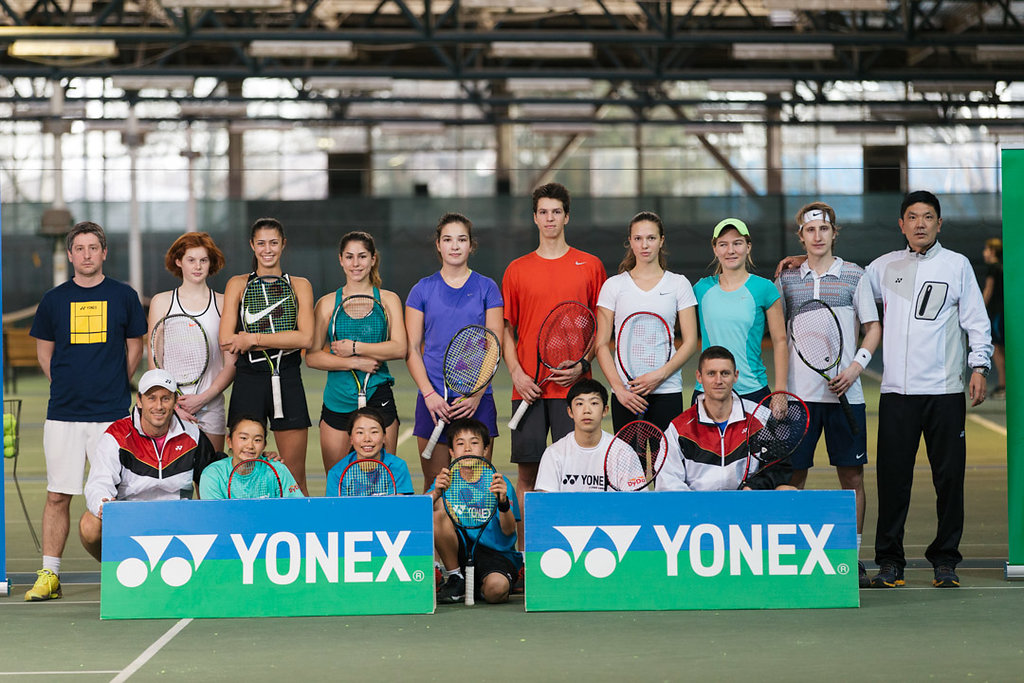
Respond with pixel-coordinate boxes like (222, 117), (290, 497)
(866, 242), (992, 396)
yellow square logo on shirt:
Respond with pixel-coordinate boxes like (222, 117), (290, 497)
(70, 301), (107, 344)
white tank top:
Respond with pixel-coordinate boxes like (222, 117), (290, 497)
(167, 288), (224, 397)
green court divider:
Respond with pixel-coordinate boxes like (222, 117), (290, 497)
(1003, 148), (1024, 579)
(0, 198), (7, 596)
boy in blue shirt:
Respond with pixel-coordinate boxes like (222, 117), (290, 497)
(432, 418), (522, 604)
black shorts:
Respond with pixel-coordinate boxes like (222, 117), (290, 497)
(610, 392), (683, 433)
(320, 384), (399, 431)
(228, 363), (311, 432)
(509, 398), (574, 464)
(457, 532), (518, 596)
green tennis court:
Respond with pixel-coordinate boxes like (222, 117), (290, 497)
(3, 359), (1019, 681)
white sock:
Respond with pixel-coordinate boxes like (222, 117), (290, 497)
(42, 555), (61, 575)
(857, 534), (862, 552)
(448, 569), (464, 580)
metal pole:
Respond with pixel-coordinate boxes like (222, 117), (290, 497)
(127, 106), (143, 295)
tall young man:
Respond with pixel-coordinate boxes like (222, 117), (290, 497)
(502, 184), (606, 539)
(27, 221), (147, 601)
(776, 201), (881, 588)
(867, 191), (992, 589)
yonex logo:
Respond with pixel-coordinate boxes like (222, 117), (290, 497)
(561, 473), (604, 487)
(539, 525), (640, 579)
(449, 504), (492, 522)
(116, 534), (217, 588)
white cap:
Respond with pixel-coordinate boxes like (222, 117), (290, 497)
(139, 369), (177, 395)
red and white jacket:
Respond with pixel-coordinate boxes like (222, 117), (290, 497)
(84, 409), (219, 516)
(659, 395), (791, 491)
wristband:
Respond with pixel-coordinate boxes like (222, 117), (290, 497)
(853, 348), (872, 368)
(424, 390), (437, 399)
(352, 340), (357, 356)
(497, 498), (511, 513)
(578, 358), (591, 374)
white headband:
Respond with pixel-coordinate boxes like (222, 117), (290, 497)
(799, 209), (832, 228)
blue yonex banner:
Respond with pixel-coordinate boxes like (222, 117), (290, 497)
(101, 496), (435, 619)
(525, 490), (858, 611)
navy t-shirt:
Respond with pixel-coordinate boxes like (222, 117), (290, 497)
(30, 277), (147, 421)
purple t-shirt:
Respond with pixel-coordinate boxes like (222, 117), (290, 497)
(405, 271), (503, 396)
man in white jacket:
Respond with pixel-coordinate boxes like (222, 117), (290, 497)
(867, 191), (992, 589)
(79, 369), (220, 561)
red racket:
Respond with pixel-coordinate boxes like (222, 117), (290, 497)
(508, 301), (596, 430)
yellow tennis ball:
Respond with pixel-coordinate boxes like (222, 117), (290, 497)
(4, 435), (12, 449)
(4, 445), (14, 458)
(3, 414), (13, 433)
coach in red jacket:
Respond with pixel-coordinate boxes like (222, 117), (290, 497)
(659, 346), (793, 491)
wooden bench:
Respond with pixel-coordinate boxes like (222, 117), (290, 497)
(3, 327), (39, 393)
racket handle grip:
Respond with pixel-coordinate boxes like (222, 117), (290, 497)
(508, 400), (530, 430)
(271, 375), (284, 419)
(421, 419), (446, 460)
(464, 566), (475, 606)
(358, 394), (367, 409)
(839, 394), (860, 435)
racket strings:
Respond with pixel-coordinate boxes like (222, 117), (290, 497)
(152, 316), (208, 385)
(606, 422), (667, 491)
(340, 459), (395, 496)
(748, 402), (810, 464)
(620, 317), (671, 377)
(444, 329), (501, 394)
(791, 303), (842, 371)
(444, 458), (497, 528)
(335, 298), (389, 343)
(539, 304), (596, 368)
(227, 459), (283, 499)
(242, 277), (298, 334)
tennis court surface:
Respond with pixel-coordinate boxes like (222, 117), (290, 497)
(3, 366), (1020, 681)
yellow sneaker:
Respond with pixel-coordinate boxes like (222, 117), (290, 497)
(24, 569), (62, 601)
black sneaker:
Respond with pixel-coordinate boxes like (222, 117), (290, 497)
(858, 561), (869, 589)
(870, 562), (905, 588)
(437, 574), (466, 604)
(932, 565), (960, 588)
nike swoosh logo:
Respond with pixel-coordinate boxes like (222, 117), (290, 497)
(659, 292), (672, 295)
(855, 452), (866, 461)
(575, 261), (586, 266)
(243, 298), (287, 326)
(381, 400), (391, 406)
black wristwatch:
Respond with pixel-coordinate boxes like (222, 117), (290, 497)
(972, 366), (989, 378)
(578, 359), (591, 374)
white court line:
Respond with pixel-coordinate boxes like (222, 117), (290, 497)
(0, 672), (120, 676)
(968, 414), (1007, 436)
(110, 618), (192, 683)
(397, 426), (414, 446)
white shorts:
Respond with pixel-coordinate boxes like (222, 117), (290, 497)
(195, 395), (226, 436)
(43, 420), (112, 495)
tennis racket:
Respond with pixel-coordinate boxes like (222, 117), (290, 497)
(508, 301), (597, 430)
(338, 458), (397, 496)
(150, 313), (209, 388)
(790, 298), (859, 434)
(227, 457), (284, 499)
(241, 275), (298, 419)
(740, 391), (809, 489)
(604, 419), (668, 491)
(421, 325), (502, 460)
(442, 455), (499, 606)
(615, 311), (673, 418)
(330, 294), (390, 409)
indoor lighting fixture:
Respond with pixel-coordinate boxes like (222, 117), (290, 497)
(490, 41), (594, 59)
(247, 40), (355, 59)
(707, 79), (793, 93)
(763, 0), (889, 10)
(732, 43), (835, 60)
(975, 45), (1024, 62)
(112, 76), (195, 92)
(162, 0), (287, 8)
(8, 40), (117, 59)
(305, 77), (394, 91)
